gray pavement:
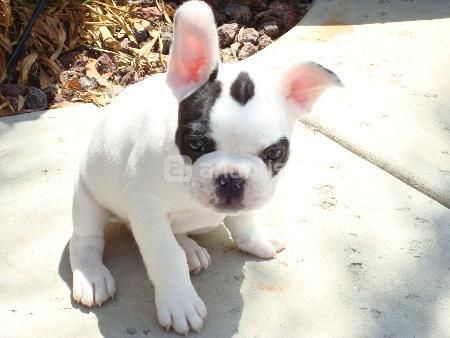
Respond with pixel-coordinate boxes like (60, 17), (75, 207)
(253, 0), (450, 208)
(1, 0), (450, 337)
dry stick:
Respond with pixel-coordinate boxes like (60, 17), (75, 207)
(79, 44), (133, 61)
(6, 0), (48, 72)
(90, 0), (168, 23)
(83, 1), (171, 71)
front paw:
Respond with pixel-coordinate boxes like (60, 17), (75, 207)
(235, 228), (286, 259)
(175, 234), (211, 274)
(155, 284), (207, 335)
(72, 264), (116, 307)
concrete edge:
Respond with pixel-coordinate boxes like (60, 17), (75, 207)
(301, 118), (450, 209)
(290, 1), (449, 209)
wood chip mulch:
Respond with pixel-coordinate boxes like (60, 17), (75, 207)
(0, 0), (313, 116)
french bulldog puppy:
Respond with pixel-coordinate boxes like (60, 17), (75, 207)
(70, 0), (341, 334)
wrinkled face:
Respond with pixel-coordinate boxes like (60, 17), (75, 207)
(167, 1), (341, 214)
(175, 65), (292, 213)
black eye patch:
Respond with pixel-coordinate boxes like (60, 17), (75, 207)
(183, 134), (216, 161)
(260, 137), (290, 176)
(175, 66), (221, 163)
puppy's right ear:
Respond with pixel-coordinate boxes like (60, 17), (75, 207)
(166, 1), (219, 100)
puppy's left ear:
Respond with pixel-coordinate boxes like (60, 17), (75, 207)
(281, 62), (343, 117)
(166, 1), (219, 100)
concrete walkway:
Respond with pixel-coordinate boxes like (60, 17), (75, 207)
(253, 0), (450, 208)
(1, 1), (449, 337)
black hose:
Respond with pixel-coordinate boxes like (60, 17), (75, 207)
(5, 0), (48, 72)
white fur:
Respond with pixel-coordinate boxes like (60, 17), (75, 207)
(166, 0), (219, 100)
(70, 0), (340, 334)
(189, 150), (274, 211)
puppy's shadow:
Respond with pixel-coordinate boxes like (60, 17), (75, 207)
(59, 223), (257, 338)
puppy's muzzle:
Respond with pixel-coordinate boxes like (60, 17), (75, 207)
(215, 172), (246, 208)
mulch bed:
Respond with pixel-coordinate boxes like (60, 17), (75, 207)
(0, 0), (313, 116)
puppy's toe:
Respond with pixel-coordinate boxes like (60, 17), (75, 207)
(72, 265), (116, 307)
(187, 247), (210, 274)
(267, 231), (287, 253)
(237, 239), (277, 259)
(171, 308), (190, 334)
(176, 235), (211, 274)
(156, 285), (206, 334)
(235, 227), (287, 259)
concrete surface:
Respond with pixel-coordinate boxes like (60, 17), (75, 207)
(1, 106), (449, 338)
(1, 0), (450, 337)
(253, 0), (450, 208)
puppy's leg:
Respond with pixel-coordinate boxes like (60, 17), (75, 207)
(175, 234), (211, 274)
(70, 177), (116, 306)
(225, 213), (286, 259)
(129, 205), (206, 334)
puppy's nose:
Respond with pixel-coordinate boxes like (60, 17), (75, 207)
(215, 173), (245, 203)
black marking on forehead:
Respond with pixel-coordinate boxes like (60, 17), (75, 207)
(175, 66), (221, 163)
(260, 137), (290, 176)
(230, 72), (255, 105)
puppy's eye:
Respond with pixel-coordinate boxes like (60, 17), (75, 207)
(263, 147), (285, 162)
(188, 138), (205, 152)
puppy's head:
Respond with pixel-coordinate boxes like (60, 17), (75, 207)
(167, 1), (342, 214)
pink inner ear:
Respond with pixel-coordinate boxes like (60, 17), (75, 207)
(283, 62), (341, 114)
(187, 57), (206, 83)
(181, 36), (207, 83)
(288, 77), (322, 109)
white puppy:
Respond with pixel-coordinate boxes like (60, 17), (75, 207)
(70, 0), (341, 334)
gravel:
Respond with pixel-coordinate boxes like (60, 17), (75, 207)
(238, 28), (259, 44)
(24, 87), (48, 110)
(0, 0), (313, 114)
(218, 23), (240, 48)
(238, 42), (259, 60)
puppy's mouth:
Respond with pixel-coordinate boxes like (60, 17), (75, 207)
(212, 200), (244, 215)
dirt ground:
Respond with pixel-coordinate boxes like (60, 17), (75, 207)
(0, 0), (312, 116)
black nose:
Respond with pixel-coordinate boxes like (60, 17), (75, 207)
(215, 173), (246, 204)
